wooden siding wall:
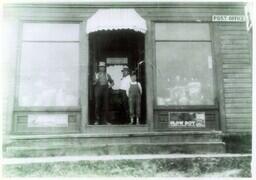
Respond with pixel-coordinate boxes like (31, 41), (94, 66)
(216, 23), (252, 133)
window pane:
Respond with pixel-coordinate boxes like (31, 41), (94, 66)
(156, 42), (214, 105)
(22, 23), (79, 41)
(155, 23), (210, 41)
(19, 42), (79, 106)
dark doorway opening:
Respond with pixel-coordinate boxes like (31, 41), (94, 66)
(88, 30), (146, 125)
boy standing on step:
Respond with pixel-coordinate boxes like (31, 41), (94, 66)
(128, 71), (142, 125)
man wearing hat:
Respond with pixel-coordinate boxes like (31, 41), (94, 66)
(93, 61), (114, 125)
(119, 65), (131, 123)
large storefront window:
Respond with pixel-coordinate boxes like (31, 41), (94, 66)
(18, 23), (80, 106)
(155, 23), (214, 106)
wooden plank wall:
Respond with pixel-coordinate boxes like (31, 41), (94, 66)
(216, 23), (252, 133)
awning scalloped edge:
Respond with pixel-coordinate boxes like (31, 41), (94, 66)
(86, 9), (147, 34)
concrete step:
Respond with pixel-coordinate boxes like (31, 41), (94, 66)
(4, 131), (225, 157)
(7, 131), (223, 145)
(4, 142), (226, 157)
(2, 154), (251, 177)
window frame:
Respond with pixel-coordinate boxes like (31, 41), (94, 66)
(14, 20), (82, 112)
(153, 21), (219, 110)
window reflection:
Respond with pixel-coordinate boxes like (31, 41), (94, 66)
(156, 42), (214, 106)
(19, 42), (79, 106)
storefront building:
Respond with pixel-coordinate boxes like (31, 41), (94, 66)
(2, 2), (252, 154)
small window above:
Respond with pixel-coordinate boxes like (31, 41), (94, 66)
(155, 23), (210, 41)
(22, 23), (80, 41)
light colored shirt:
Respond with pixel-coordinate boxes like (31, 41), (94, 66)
(119, 75), (131, 95)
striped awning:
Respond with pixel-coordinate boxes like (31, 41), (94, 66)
(86, 9), (147, 34)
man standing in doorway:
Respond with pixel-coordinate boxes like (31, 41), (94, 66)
(119, 66), (131, 124)
(94, 61), (114, 125)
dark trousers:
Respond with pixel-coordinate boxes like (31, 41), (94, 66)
(119, 90), (129, 123)
(129, 95), (141, 118)
(95, 85), (109, 124)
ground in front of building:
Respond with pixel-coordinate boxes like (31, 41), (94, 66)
(2, 154), (251, 177)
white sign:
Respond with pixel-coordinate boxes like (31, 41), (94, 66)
(212, 15), (246, 22)
(169, 112), (206, 128)
(107, 57), (128, 65)
(28, 114), (68, 127)
(170, 121), (196, 127)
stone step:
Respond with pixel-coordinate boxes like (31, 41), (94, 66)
(7, 131), (223, 146)
(4, 131), (225, 157)
(4, 142), (226, 158)
(2, 154), (251, 177)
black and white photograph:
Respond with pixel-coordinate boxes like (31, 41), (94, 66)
(1, 0), (254, 178)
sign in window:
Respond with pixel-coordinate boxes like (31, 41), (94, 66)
(168, 112), (206, 128)
(28, 114), (68, 127)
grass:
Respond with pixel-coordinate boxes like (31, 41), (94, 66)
(3, 156), (251, 177)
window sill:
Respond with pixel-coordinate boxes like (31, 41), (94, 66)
(14, 106), (81, 112)
(154, 105), (218, 111)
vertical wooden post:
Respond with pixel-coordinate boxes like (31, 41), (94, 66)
(212, 23), (226, 132)
(145, 19), (154, 132)
(3, 19), (20, 139)
(80, 20), (89, 133)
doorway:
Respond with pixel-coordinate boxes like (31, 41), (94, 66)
(88, 30), (146, 125)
